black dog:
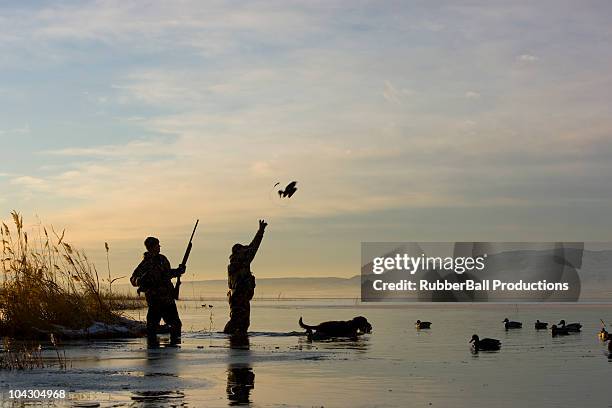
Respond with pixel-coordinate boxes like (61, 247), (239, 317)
(299, 316), (372, 339)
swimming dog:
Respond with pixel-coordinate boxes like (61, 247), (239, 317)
(298, 316), (372, 339)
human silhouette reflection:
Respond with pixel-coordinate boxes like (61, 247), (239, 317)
(226, 334), (255, 405)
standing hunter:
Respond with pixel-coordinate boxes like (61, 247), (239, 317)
(131, 237), (186, 347)
(223, 219), (267, 335)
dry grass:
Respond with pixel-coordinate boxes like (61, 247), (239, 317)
(101, 290), (146, 310)
(0, 211), (124, 338)
(0, 335), (69, 370)
(0, 337), (44, 369)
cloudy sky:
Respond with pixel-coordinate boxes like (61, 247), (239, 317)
(1, 1), (611, 280)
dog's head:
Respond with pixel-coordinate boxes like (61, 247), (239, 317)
(351, 316), (372, 333)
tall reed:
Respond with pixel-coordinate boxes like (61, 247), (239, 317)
(0, 211), (120, 338)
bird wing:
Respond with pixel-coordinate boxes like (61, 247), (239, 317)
(285, 181), (298, 197)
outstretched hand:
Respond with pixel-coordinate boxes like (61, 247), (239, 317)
(259, 219), (268, 230)
(177, 264), (186, 275)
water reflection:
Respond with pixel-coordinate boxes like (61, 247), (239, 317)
(226, 334), (255, 406)
(297, 335), (371, 353)
(131, 390), (186, 405)
(129, 346), (185, 406)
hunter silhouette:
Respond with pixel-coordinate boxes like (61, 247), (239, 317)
(130, 236), (185, 347)
(223, 220), (267, 335)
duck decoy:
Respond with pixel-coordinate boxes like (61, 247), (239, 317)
(535, 320), (548, 330)
(503, 318), (522, 330)
(415, 320), (431, 329)
(551, 324), (570, 337)
(558, 320), (582, 332)
(470, 334), (501, 351)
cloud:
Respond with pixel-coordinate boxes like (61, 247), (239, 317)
(44, 139), (177, 158)
(464, 91), (481, 99)
(250, 161), (274, 176)
(0, 1), (327, 68)
(518, 54), (539, 62)
(111, 71), (206, 106)
(382, 81), (412, 104)
(0, 124), (30, 135)
(10, 176), (46, 188)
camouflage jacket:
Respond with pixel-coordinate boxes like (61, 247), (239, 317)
(131, 253), (181, 302)
(228, 228), (264, 293)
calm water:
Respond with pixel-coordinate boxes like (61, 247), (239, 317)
(2, 300), (612, 407)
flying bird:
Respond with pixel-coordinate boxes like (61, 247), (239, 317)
(277, 181), (298, 198)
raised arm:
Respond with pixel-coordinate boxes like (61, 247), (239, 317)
(245, 219), (267, 262)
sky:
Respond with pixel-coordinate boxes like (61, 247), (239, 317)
(1, 1), (612, 281)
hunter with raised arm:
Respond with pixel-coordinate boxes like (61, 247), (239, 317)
(223, 219), (267, 335)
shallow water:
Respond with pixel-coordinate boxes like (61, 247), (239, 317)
(2, 300), (612, 407)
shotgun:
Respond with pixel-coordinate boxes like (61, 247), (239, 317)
(174, 219), (199, 300)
